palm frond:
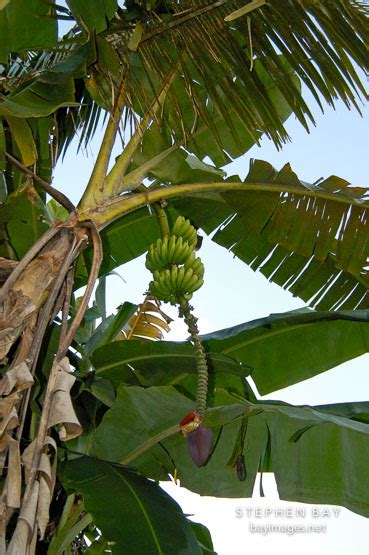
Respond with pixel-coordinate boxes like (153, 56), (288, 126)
(2, 1), (368, 180)
(172, 159), (369, 311)
(0, 35), (106, 163)
(106, 0), (368, 156)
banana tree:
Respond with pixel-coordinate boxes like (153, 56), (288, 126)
(1, 0), (369, 552)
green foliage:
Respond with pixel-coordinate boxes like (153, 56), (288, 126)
(91, 339), (248, 388)
(200, 308), (369, 395)
(128, 55), (299, 171)
(2, 0), (369, 552)
(0, 184), (51, 258)
(89, 384), (369, 516)
(84, 301), (137, 356)
(66, 0), (118, 34)
(61, 455), (203, 554)
(116, 0), (368, 157)
(174, 159), (369, 310)
(0, 0), (57, 62)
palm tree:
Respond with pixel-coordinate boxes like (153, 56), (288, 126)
(1, 1), (369, 552)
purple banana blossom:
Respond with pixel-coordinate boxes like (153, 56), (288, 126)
(187, 423), (213, 467)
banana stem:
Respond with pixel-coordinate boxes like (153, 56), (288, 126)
(153, 203), (170, 238)
(179, 299), (208, 418)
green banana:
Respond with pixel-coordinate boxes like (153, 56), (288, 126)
(150, 254), (159, 269)
(192, 277), (204, 292)
(159, 237), (169, 265)
(189, 257), (205, 278)
(176, 266), (186, 289)
(182, 226), (197, 247)
(157, 275), (171, 295)
(172, 216), (186, 236)
(167, 235), (177, 263)
(148, 216), (204, 304)
(150, 281), (167, 300)
(181, 268), (194, 292)
(170, 265), (178, 290)
(187, 274), (203, 293)
(183, 250), (196, 267)
(180, 218), (191, 235)
(172, 216), (197, 246)
(146, 244), (162, 270)
(148, 217), (209, 427)
(145, 245), (155, 270)
(176, 241), (192, 264)
(172, 236), (184, 263)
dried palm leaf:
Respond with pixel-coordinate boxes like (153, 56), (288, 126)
(119, 297), (172, 340)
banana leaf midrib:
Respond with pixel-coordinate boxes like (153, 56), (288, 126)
(113, 396), (369, 466)
(216, 318), (369, 356)
(121, 424), (180, 465)
(93, 348), (238, 372)
(109, 464), (164, 554)
(93, 179), (369, 228)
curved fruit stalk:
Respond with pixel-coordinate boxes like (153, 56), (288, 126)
(178, 299), (208, 418)
(146, 214), (211, 465)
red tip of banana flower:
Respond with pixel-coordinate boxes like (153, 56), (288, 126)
(179, 411), (213, 467)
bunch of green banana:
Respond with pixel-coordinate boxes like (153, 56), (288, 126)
(146, 236), (194, 271)
(171, 216), (198, 247)
(146, 216), (205, 304)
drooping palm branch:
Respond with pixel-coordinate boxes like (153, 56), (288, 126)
(104, 0), (368, 158)
(1, 0), (368, 168)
